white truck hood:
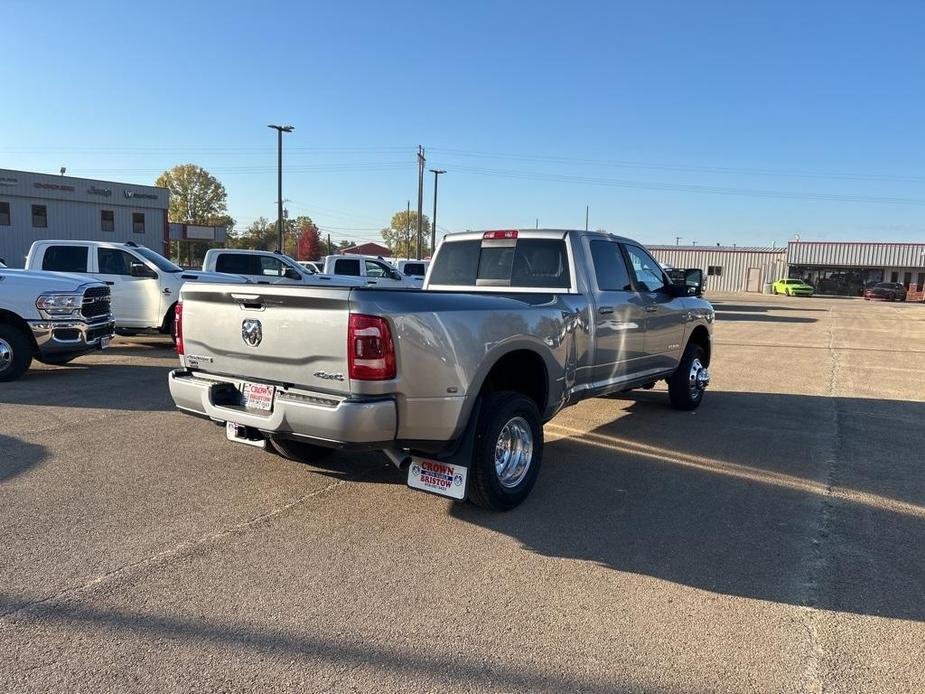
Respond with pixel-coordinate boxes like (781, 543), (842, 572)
(0, 268), (100, 291)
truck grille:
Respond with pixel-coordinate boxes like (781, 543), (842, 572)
(81, 286), (112, 320)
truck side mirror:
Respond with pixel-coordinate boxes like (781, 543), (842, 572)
(684, 268), (704, 296)
(284, 268), (301, 281)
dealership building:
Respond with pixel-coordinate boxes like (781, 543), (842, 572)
(651, 240), (925, 299)
(0, 168), (227, 268)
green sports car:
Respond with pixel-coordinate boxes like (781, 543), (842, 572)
(773, 278), (815, 296)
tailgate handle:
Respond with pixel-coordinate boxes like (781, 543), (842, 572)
(231, 293), (264, 310)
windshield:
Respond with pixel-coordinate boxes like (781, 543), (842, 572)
(133, 246), (183, 273)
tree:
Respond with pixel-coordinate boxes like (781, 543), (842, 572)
(381, 210), (431, 259)
(228, 217), (277, 251)
(156, 164), (232, 227)
(296, 219), (322, 260)
(156, 164), (234, 266)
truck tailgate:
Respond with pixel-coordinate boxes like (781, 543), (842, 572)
(179, 283), (353, 394)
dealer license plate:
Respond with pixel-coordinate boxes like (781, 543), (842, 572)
(100, 336), (111, 350)
(242, 382), (275, 411)
(407, 458), (468, 500)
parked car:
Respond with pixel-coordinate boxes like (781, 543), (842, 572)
(202, 249), (365, 287)
(322, 254), (417, 288)
(864, 282), (907, 302)
(393, 259), (430, 287)
(25, 240), (247, 336)
(168, 229), (713, 510)
(0, 267), (114, 381)
(772, 278), (815, 296)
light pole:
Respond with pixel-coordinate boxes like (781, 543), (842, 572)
(429, 169), (446, 256)
(268, 124), (294, 253)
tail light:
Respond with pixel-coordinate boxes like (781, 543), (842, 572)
(482, 230), (518, 240)
(348, 314), (395, 380)
(175, 301), (184, 356)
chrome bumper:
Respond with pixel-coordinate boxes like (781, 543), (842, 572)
(168, 369), (398, 446)
(28, 319), (115, 357)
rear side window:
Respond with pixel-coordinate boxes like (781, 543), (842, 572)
(403, 262), (425, 277)
(42, 245), (88, 273)
(334, 258), (361, 276)
(589, 240), (632, 291)
(430, 238), (571, 288)
(215, 253), (259, 275)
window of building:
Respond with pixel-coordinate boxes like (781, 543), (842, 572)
(890, 271), (899, 283)
(32, 205), (47, 228)
(132, 212), (145, 233)
(101, 210), (114, 232)
(903, 271), (912, 288)
(42, 245), (88, 273)
(0, 201), (10, 226)
(917, 273), (925, 291)
(708, 266), (723, 276)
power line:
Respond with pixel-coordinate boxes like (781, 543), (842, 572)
(447, 165), (925, 206)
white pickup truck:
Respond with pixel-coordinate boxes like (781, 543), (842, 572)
(0, 266), (114, 381)
(202, 249), (365, 287)
(25, 240), (246, 335)
(322, 254), (418, 288)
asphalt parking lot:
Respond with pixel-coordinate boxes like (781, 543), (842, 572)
(2, 292), (925, 693)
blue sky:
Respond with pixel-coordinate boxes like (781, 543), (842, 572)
(2, 0), (923, 247)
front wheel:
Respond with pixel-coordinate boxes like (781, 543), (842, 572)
(668, 343), (709, 411)
(468, 391), (543, 511)
(0, 325), (33, 382)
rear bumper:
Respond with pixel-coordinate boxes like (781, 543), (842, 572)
(28, 319), (115, 357)
(168, 369), (397, 446)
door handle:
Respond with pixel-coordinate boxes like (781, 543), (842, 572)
(598, 306), (614, 315)
(645, 306), (658, 313)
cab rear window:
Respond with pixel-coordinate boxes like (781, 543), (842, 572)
(429, 239), (570, 288)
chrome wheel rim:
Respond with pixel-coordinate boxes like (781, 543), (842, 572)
(495, 416), (533, 488)
(688, 358), (710, 400)
(0, 338), (12, 371)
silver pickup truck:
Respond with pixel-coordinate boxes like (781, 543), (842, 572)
(168, 229), (713, 510)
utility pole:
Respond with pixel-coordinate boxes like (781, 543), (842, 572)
(535, 218), (539, 229)
(406, 200), (410, 257)
(675, 236), (682, 246)
(429, 169), (446, 256)
(416, 146), (425, 260)
(327, 233), (331, 256)
(268, 124), (294, 253)
(585, 205), (589, 231)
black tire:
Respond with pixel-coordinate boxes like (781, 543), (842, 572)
(467, 391), (544, 511)
(270, 437), (333, 463)
(0, 324), (33, 382)
(668, 343), (708, 411)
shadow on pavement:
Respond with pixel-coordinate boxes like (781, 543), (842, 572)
(0, 436), (48, 483)
(711, 303), (828, 313)
(715, 313), (817, 323)
(452, 390), (925, 622)
(0, 595), (638, 693)
(0, 363), (174, 411)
